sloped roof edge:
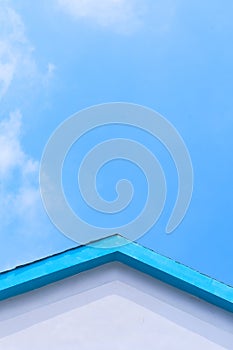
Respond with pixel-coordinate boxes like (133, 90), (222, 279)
(0, 234), (232, 313)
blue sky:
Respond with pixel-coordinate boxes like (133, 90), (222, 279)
(0, 0), (233, 286)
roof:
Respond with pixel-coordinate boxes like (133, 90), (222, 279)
(0, 235), (232, 313)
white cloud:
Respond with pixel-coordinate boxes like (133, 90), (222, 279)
(43, 62), (57, 87)
(0, 110), (69, 271)
(0, 111), (25, 177)
(0, 3), (31, 98)
(0, 3), (66, 271)
(0, 110), (41, 232)
(57, 0), (145, 33)
(47, 62), (56, 76)
(0, 2), (55, 99)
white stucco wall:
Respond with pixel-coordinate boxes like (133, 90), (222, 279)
(0, 263), (232, 349)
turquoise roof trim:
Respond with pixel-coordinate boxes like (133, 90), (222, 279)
(0, 235), (233, 312)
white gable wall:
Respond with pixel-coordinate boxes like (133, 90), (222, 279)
(0, 263), (232, 350)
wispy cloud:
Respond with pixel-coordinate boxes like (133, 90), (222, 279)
(0, 2), (64, 271)
(0, 2), (41, 230)
(0, 110), (72, 271)
(57, 0), (145, 33)
(0, 3), (34, 98)
(0, 111), (23, 178)
(0, 1), (56, 99)
(0, 111), (40, 227)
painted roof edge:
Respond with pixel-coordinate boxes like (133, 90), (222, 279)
(0, 234), (232, 313)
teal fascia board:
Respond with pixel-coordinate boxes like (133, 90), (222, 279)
(0, 235), (232, 313)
